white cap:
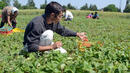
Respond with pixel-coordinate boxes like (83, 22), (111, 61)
(11, 7), (18, 14)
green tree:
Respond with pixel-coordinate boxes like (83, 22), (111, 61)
(80, 3), (88, 10)
(21, 0), (37, 9)
(21, 5), (29, 9)
(103, 4), (119, 12)
(124, 4), (130, 12)
(125, 0), (130, 8)
(89, 4), (97, 11)
(40, 4), (46, 9)
(124, 0), (130, 12)
(1, 0), (10, 6)
(126, 0), (130, 5)
(67, 3), (76, 10)
(13, 0), (21, 9)
(0, 1), (6, 9)
(27, 0), (36, 9)
(62, 5), (67, 9)
(27, 0), (35, 7)
(40, 0), (47, 9)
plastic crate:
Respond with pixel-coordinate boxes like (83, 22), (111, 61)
(0, 27), (13, 35)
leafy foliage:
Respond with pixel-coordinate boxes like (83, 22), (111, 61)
(1, 0), (10, 6)
(13, 0), (21, 9)
(103, 4), (119, 12)
(40, 0), (47, 9)
(20, 0), (37, 9)
(27, 0), (35, 8)
(62, 5), (67, 9)
(80, 3), (89, 10)
(126, 0), (130, 5)
(67, 3), (76, 10)
(40, 4), (47, 9)
(0, 10), (129, 73)
(89, 4), (98, 11)
(124, 4), (130, 13)
(0, 1), (6, 9)
(62, 3), (76, 10)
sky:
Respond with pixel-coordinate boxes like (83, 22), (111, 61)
(12, 0), (127, 11)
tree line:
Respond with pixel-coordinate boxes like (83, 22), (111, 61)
(0, 0), (37, 9)
(0, 0), (130, 13)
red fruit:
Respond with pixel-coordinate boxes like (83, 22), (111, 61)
(83, 42), (92, 48)
(97, 41), (103, 47)
(83, 37), (88, 42)
(84, 38), (88, 42)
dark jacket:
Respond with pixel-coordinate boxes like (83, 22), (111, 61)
(23, 15), (77, 52)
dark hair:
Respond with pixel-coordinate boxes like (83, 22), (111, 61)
(45, 2), (64, 17)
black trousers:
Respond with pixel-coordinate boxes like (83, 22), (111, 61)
(0, 20), (16, 29)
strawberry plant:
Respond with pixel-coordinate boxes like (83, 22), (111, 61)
(0, 10), (129, 73)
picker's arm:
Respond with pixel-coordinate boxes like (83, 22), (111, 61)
(7, 16), (12, 27)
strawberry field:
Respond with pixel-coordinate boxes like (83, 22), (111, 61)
(0, 10), (129, 73)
